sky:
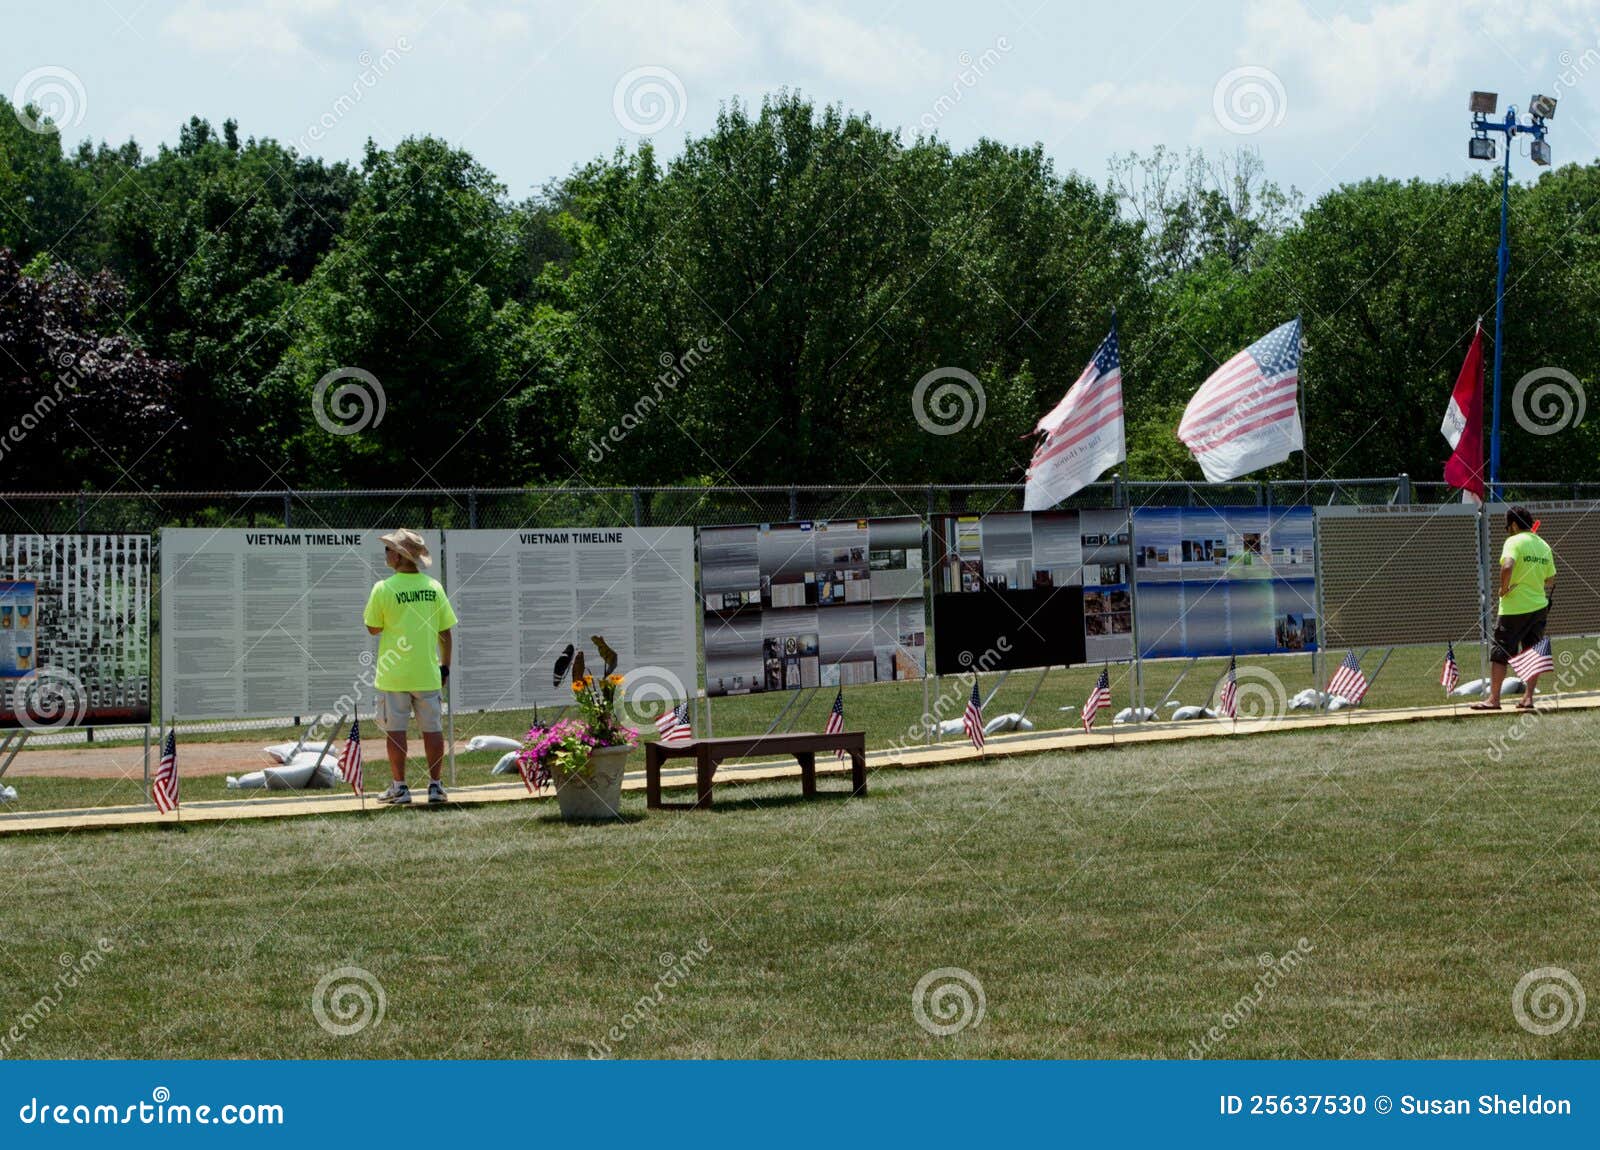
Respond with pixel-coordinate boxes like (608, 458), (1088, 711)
(7, 0), (1600, 201)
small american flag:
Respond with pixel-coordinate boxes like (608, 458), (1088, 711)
(1178, 318), (1302, 483)
(655, 703), (693, 745)
(152, 729), (179, 813)
(338, 717), (363, 793)
(1510, 637), (1554, 680)
(1327, 651), (1368, 705)
(962, 681), (985, 752)
(1441, 642), (1460, 694)
(1219, 656), (1238, 719)
(1083, 667), (1112, 731)
(825, 687), (846, 760)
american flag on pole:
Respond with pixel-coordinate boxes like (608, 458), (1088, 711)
(1025, 322), (1125, 510)
(1083, 667), (1112, 731)
(655, 703), (693, 745)
(1327, 651), (1369, 705)
(338, 717), (363, 793)
(1178, 318), (1303, 482)
(152, 729), (179, 813)
(1441, 642), (1460, 694)
(825, 687), (845, 760)
(1510, 637), (1554, 680)
(1219, 656), (1239, 719)
(962, 681), (985, 752)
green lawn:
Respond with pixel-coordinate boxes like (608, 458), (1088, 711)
(8, 637), (1593, 815)
(2, 710), (1595, 1059)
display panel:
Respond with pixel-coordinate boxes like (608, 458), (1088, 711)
(933, 509), (1132, 673)
(0, 535), (151, 728)
(1486, 501), (1600, 638)
(700, 518), (926, 697)
(1315, 505), (1479, 648)
(1133, 506), (1317, 658)
(445, 527), (698, 710)
(160, 529), (440, 720)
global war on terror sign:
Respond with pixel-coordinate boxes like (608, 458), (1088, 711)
(444, 528), (698, 711)
(160, 529), (441, 721)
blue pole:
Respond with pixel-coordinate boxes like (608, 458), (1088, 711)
(1489, 121), (1511, 502)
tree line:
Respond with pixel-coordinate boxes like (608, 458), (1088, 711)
(2, 91), (1596, 495)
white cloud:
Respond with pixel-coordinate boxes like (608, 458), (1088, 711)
(770, 0), (940, 90)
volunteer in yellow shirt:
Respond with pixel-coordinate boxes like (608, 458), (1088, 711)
(1473, 505), (1555, 712)
(364, 529), (458, 804)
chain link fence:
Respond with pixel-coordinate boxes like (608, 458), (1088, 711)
(7, 476), (1594, 535)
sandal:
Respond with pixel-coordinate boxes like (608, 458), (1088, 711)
(1515, 702), (1537, 711)
(1468, 701), (1501, 711)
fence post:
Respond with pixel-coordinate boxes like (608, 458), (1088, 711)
(632, 489), (645, 527)
(788, 486), (798, 520)
(468, 489), (479, 529)
(1397, 473), (1412, 505)
(75, 492), (86, 533)
(1112, 471), (1124, 508)
(282, 492), (292, 527)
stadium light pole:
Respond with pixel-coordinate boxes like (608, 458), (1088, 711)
(1468, 90), (1554, 501)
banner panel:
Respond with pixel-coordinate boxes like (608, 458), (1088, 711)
(160, 529), (439, 721)
(445, 527), (698, 710)
(700, 518), (926, 697)
(1133, 506), (1317, 658)
(1315, 505), (1480, 649)
(0, 534), (151, 728)
(933, 509), (1132, 673)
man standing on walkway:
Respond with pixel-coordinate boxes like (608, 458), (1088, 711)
(1474, 505), (1556, 712)
(364, 529), (457, 803)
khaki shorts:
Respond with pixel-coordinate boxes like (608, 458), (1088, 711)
(374, 690), (443, 734)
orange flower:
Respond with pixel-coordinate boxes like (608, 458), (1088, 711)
(606, 673), (624, 686)
(571, 680), (585, 693)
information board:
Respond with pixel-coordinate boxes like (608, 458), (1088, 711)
(0, 534), (151, 728)
(160, 529), (440, 721)
(1133, 506), (1317, 658)
(933, 509), (1132, 673)
(700, 518), (926, 697)
(444, 527), (698, 711)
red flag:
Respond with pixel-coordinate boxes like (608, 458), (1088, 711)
(1441, 325), (1486, 504)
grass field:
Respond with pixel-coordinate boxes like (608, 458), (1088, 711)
(2, 708), (1595, 1059)
(11, 637), (1594, 816)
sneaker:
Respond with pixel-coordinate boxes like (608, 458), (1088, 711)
(377, 783), (411, 805)
(427, 780), (448, 804)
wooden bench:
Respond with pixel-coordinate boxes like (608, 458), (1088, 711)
(644, 731), (868, 810)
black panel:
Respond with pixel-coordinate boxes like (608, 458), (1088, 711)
(933, 588), (1086, 674)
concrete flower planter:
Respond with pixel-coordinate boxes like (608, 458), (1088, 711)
(554, 744), (630, 820)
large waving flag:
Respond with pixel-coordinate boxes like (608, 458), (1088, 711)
(1178, 318), (1303, 482)
(1441, 323), (1486, 505)
(1025, 322), (1125, 510)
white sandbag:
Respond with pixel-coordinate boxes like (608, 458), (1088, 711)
(1504, 676), (1525, 695)
(263, 760), (340, 790)
(1326, 695), (1356, 711)
(982, 713), (1034, 735)
(491, 750), (520, 775)
(1289, 689), (1327, 711)
(466, 735), (523, 753)
(0, 784), (16, 802)
(936, 717), (966, 736)
(1449, 676), (1523, 697)
(1171, 705), (1216, 721)
(1113, 706), (1156, 725)
(227, 770), (268, 789)
(262, 741), (301, 763)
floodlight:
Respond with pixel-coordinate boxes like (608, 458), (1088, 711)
(1530, 93), (1557, 119)
(1531, 139), (1551, 166)
(1470, 91), (1499, 114)
(1469, 136), (1496, 161)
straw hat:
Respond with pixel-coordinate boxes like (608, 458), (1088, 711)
(379, 528), (432, 568)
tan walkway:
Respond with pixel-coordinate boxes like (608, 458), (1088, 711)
(3, 695), (1591, 836)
